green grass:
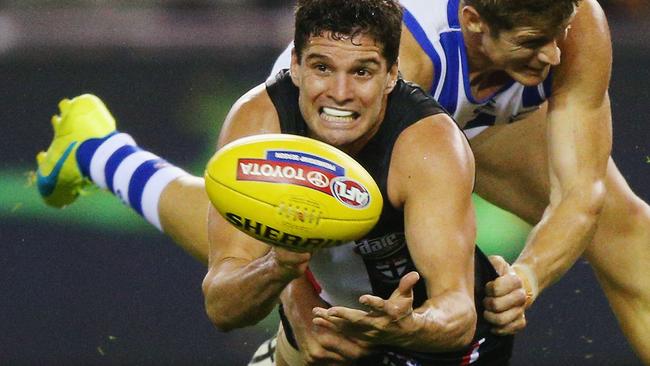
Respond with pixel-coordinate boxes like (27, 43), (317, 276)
(473, 194), (531, 263)
(1, 168), (155, 234)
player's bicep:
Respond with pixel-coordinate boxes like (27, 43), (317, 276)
(206, 84), (279, 267)
(216, 83), (281, 149)
(553, 0), (611, 102)
(547, 0), (611, 195)
(546, 93), (611, 195)
(389, 115), (476, 296)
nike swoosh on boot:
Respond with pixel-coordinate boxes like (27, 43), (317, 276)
(36, 141), (78, 197)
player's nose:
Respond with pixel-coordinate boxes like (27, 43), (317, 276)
(328, 73), (354, 104)
(537, 40), (561, 66)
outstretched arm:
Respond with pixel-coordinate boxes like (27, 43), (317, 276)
(201, 83), (313, 331)
(314, 114), (479, 352)
(512, 0), (612, 304)
(202, 209), (311, 331)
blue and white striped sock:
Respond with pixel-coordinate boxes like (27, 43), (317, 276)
(76, 132), (188, 231)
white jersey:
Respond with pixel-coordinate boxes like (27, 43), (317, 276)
(270, 0), (552, 139)
(400, 0), (552, 137)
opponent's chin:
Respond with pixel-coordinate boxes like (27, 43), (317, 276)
(510, 66), (550, 86)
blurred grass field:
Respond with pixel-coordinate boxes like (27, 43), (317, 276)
(1, 166), (531, 262)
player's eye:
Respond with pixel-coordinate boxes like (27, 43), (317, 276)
(356, 68), (371, 77)
(315, 64), (329, 73)
(520, 39), (547, 49)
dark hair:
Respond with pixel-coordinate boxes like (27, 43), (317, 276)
(293, 0), (403, 68)
(464, 0), (580, 36)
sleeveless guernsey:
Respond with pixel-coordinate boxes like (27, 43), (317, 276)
(265, 70), (513, 365)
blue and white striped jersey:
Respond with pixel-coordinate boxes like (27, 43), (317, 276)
(400, 0), (552, 137)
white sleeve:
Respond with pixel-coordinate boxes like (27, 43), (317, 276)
(267, 42), (294, 81)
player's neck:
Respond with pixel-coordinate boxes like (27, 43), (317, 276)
(462, 27), (511, 100)
(468, 70), (511, 101)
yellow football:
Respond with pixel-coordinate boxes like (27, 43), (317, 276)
(204, 134), (383, 252)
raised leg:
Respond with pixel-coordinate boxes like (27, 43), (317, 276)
(36, 94), (213, 265)
(159, 175), (210, 264)
(582, 161), (650, 364)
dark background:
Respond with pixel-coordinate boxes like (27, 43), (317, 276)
(1, 1), (648, 365)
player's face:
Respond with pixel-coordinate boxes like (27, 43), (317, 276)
(482, 19), (573, 86)
(290, 32), (398, 153)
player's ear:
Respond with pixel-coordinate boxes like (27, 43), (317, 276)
(385, 59), (399, 93)
(290, 48), (301, 86)
(460, 5), (484, 34)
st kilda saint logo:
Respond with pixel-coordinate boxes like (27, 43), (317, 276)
(355, 233), (411, 283)
(236, 150), (371, 209)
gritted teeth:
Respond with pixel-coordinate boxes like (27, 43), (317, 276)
(322, 107), (356, 118)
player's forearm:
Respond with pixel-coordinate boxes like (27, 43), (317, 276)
(399, 293), (477, 352)
(280, 276), (336, 358)
(281, 275), (327, 335)
(515, 181), (606, 301)
(202, 253), (300, 331)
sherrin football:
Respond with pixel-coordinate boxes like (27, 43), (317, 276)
(204, 134), (383, 252)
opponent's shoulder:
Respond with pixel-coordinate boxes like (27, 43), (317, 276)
(569, 0), (610, 39)
(398, 0), (453, 90)
(218, 83), (281, 148)
(399, 24), (434, 89)
(554, 0), (611, 96)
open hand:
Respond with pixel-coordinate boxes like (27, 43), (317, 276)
(311, 271), (420, 345)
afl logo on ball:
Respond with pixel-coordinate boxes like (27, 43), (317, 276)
(331, 177), (370, 209)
